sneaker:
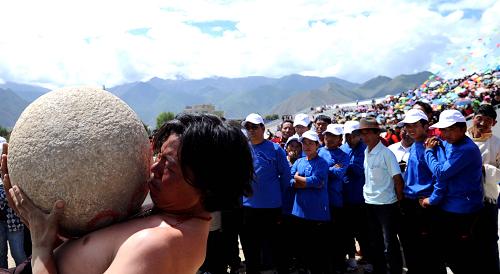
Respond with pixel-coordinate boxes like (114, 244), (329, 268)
(346, 257), (358, 271)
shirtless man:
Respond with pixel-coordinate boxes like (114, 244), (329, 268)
(0, 113), (254, 274)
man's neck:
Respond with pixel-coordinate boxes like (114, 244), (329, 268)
(367, 140), (379, 152)
(470, 126), (490, 139)
(251, 138), (265, 145)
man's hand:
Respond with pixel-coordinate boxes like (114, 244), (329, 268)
(1, 143), (65, 250)
(419, 197), (431, 208)
(424, 136), (439, 150)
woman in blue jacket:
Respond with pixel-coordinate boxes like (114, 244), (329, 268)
(289, 130), (329, 274)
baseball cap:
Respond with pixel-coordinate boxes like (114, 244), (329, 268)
(397, 109), (428, 127)
(343, 121), (360, 134)
(285, 135), (300, 148)
(242, 113), (264, 127)
(429, 109), (466, 129)
(293, 113), (311, 127)
(324, 124), (343, 135)
(299, 130), (319, 143)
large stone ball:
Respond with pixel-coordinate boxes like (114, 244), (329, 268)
(7, 87), (151, 236)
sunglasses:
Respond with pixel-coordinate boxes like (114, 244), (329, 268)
(245, 124), (261, 130)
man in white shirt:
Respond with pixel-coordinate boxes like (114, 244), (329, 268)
(388, 128), (414, 173)
(358, 117), (404, 274)
(466, 104), (500, 273)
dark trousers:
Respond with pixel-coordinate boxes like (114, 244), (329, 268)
(366, 202), (403, 274)
(474, 202), (499, 274)
(330, 207), (347, 273)
(200, 230), (227, 274)
(240, 207), (282, 274)
(289, 215), (330, 274)
(343, 203), (370, 261)
(221, 208), (243, 273)
(434, 209), (480, 274)
(399, 198), (446, 274)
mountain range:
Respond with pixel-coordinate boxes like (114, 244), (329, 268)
(0, 71), (432, 129)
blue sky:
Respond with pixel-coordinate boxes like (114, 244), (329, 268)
(0, 0), (498, 88)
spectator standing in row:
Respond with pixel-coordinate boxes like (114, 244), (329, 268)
(466, 104), (500, 274)
(340, 121), (369, 272)
(240, 113), (291, 274)
(289, 130), (330, 273)
(359, 117), (404, 274)
(420, 110), (484, 274)
(318, 124), (349, 272)
(397, 109), (446, 274)
(0, 142), (27, 269)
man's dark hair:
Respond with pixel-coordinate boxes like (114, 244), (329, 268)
(417, 119), (429, 126)
(314, 115), (332, 124)
(280, 119), (294, 129)
(413, 101), (433, 115)
(475, 104), (497, 120)
(153, 113), (254, 212)
(452, 122), (467, 129)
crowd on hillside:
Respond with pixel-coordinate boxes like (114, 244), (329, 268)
(198, 68), (500, 274)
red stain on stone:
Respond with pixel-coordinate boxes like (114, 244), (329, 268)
(87, 210), (121, 230)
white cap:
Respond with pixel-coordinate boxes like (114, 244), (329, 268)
(343, 121), (360, 134)
(293, 113), (311, 127)
(285, 135), (300, 147)
(430, 109), (466, 129)
(397, 109), (428, 127)
(299, 130), (319, 143)
(242, 113), (264, 127)
(324, 124), (343, 135)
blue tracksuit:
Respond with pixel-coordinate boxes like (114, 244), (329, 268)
(318, 147), (349, 208)
(404, 141), (435, 199)
(424, 137), (483, 214)
(290, 156), (330, 221)
(243, 140), (291, 208)
(341, 142), (367, 205)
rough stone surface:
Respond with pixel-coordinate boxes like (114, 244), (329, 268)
(8, 87), (151, 236)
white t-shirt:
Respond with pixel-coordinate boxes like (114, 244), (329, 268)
(364, 141), (402, 205)
(466, 131), (500, 202)
(388, 142), (411, 163)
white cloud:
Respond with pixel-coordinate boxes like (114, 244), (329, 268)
(0, 0), (498, 88)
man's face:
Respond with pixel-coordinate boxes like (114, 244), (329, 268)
(281, 122), (295, 139)
(472, 114), (496, 134)
(345, 132), (361, 148)
(294, 125), (308, 136)
(314, 120), (329, 135)
(324, 133), (342, 149)
(440, 125), (466, 144)
(404, 121), (428, 141)
(399, 128), (414, 145)
(359, 129), (379, 147)
(245, 123), (264, 143)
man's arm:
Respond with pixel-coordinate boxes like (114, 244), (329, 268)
(392, 174), (404, 201)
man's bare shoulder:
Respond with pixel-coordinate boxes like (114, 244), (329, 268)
(55, 214), (209, 274)
(105, 216), (209, 274)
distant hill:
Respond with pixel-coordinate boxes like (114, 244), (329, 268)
(270, 82), (356, 114)
(1, 71), (432, 128)
(0, 88), (29, 128)
(0, 82), (49, 102)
